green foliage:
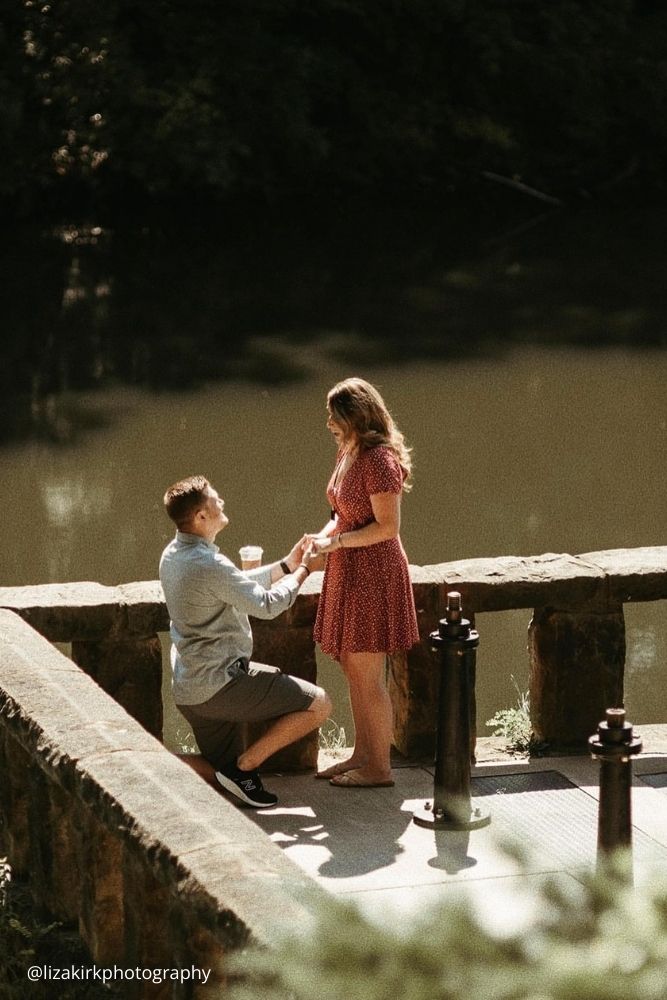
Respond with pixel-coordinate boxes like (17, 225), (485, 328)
(486, 677), (540, 755)
(2, 1), (667, 208)
(0, 857), (119, 999)
(229, 849), (667, 1000)
(0, 856), (59, 998)
(318, 719), (348, 753)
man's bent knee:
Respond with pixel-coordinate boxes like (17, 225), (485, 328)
(308, 687), (332, 722)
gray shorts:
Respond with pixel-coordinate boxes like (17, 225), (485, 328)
(176, 659), (319, 771)
(202, 659), (317, 721)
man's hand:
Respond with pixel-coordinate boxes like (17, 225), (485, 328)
(301, 543), (326, 572)
(285, 534), (309, 571)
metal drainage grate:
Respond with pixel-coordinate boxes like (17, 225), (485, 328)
(473, 770), (577, 797)
(470, 770), (667, 870)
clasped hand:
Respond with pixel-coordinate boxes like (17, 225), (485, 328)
(287, 534), (326, 571)
(303, 532), (336, 555)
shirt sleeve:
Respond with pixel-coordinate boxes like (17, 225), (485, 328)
(206, 553), (299, 620)
(363, 447), (404, 496)
(244, 565), (273, 589)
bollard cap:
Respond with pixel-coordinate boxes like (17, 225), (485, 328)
(430, 590), (479, 644)
(589, 707), (642, 757)
(606, 708), (626, 728)
(598, 708), (633, 744)
(432, 618), (479, 645)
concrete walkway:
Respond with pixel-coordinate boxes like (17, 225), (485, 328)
(248, 726), (667, 931)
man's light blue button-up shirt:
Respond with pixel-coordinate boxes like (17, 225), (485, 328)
(159, 531), (300, 705)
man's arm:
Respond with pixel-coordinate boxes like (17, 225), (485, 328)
(209, 552), (313, 620)
(245, 535), (310, 584)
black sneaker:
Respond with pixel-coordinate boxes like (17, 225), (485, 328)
(215, 765), (278, 808)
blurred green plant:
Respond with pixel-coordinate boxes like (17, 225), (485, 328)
(228, 847), (667, 1000)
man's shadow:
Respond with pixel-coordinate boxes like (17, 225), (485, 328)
(248, 777), (411, 879)
(177, 754), (481, 878)
(245, 768), (480, 881)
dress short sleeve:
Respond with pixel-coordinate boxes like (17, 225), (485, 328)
(362, 446), (404, 496)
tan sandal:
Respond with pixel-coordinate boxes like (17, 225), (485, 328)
(329, 770), (394, 788)
(315, 760), (358, 780)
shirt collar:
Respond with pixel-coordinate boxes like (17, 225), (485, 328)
(176, 530), (218, 551)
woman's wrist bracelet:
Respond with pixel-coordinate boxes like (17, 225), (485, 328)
(298, 563), (311, 576)
(279, 560), (291, 575)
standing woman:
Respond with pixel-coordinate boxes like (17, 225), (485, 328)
(310, 377), (419, 788)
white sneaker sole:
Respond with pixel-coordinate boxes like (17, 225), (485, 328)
(214, 770), (277, 808)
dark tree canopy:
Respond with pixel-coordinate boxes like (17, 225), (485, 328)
(2, 0), (666, 212)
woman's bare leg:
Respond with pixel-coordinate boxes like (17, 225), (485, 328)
(316, 653), (370, 777)
(329, 651), (393, 785)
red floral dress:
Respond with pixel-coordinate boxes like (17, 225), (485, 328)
(314, 445), (419, 660)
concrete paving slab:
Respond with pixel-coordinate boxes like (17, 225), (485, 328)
(335, 871), (586, 936)
(249, 744), (667, 930)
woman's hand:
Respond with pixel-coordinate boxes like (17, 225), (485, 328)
(304, 530), (329, 544)
(301, 543), (326, 572)
(312, 535), (337, 554)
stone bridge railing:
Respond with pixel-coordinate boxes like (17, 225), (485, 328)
(1, 546), (666, 989)
(402, 545), (667, 753)
(2, 546), (666, 757)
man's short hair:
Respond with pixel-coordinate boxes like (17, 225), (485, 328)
(164, 475), (211, 530)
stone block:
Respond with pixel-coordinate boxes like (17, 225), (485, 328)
(418, 554), (606, 612)
(79, 813), (125, 965)
(0, 729), (31, 874)
(26, 768), (82, 923)
(389, 576), (441, 757)
(0, 582), (125, 642)
(279, 572), (321, 626)
(122, 847), (176, 972)
(529, 603), (626, 747)
(118, 580), (171, 636)
(71, 635), (163, 739)
(581, 546), (667, 603)
(247, 621), (319, 770)
(0, 581), (167, 642)
(389, 645), (438, 759)
(45, 783), (83, 921)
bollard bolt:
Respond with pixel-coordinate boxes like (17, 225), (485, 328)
(446, 591), (462, 623)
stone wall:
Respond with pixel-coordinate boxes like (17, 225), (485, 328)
(0, 610), (327, 997)
(1, 545), (666, 760)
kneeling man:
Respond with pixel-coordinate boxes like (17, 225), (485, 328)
(159, 475), (330, 808)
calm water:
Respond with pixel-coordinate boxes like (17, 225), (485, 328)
(1, 345), (666, 742)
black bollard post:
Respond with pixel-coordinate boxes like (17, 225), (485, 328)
(589, 708), (642, 868)
(413, 592), (490, 830)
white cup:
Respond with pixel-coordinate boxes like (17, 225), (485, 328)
(239, 545), (263, 570)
